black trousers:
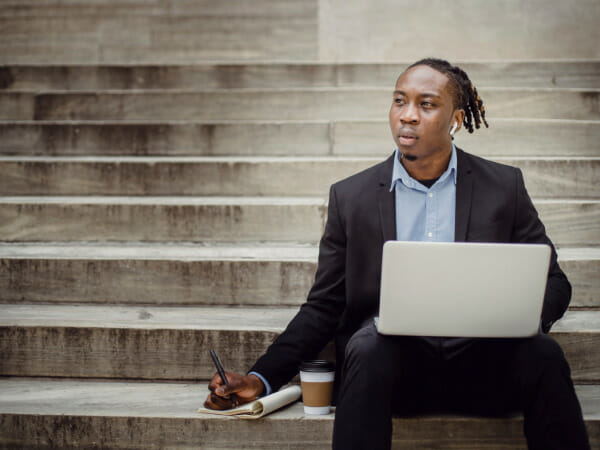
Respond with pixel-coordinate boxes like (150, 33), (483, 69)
(332, 323), (590, 450)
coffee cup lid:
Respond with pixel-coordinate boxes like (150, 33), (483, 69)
(299, 360), (335, 372)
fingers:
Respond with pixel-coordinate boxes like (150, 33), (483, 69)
(205, 372), (265, 409)
(216, 372), (244, 396)
(208, 371), (239, 395)
(203, 392), (235, 410)
(207, 372), (224, 392)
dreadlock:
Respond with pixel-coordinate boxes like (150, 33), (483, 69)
(406, 58), (489, 133)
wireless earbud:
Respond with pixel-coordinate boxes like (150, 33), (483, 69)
(450, 122), (458, 136)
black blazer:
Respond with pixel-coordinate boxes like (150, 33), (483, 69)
(250, 148), (571, 392)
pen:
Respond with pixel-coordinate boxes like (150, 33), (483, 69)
(210, 349), (238, 407)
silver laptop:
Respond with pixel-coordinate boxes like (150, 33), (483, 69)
(377, 241), (551, 338)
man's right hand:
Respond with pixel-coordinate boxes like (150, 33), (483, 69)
(203, 372), (265, 410)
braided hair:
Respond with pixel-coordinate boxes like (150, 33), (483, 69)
(406, 58), (489, 133)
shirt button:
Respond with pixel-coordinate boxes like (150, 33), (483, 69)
(428, 232), (433, 237)
(428, 192), (433, 198)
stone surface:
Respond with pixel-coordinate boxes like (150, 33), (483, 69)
(0, 305), (597, 382)
(0, 196), (327, 242)
(0, 1), (318, 64)
(2, 88), (598, 121)
(319, 0), (600, 61)
(0, 304), (298, 380)
(0, 156), (597, 197)
(0, 243), (319, 306)
(0, 244), (597, 308)
(1, 1), (598, 448)
(0, 196), (597, 246)
(0, 379), (598, 449)
(1, 119), (599, 157)
(2, 61), (599, 90)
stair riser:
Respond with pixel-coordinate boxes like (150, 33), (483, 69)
(2, 90), (598, 121)
(0, 326), (597, 382)
(3, 62), (600, 90)
(0, 327), (280, 380)
(0, 201), (597, 246)
(0, 122), (333, 156)
(0, 258), (317, 306)
(0, 159), (597, 197)
(1, 120), (599, 157)
(0, 258), (596, 308)
(4, 413), (597, 450)
(0, 414), (525, 450)
(0, 202), (327, 242)
(0, 414), (526, 449)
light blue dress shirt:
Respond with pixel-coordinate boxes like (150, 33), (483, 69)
(392, 144), (475, 356)
(390, 145), (457, 243)
(252, 145), (459, 395)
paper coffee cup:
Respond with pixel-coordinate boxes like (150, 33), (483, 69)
(299, 360), (335, 415)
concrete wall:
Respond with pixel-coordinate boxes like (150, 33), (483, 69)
(1, 0), (597, 63)
(318, 0), (600, 61)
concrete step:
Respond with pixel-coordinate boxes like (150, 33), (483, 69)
(1, 244), (597, 308)
(0, 196), (597, 246)
(0, 156), (598, 198)
(0, 305), (598, 382)
(0, 243), (319, 307)
(1, 119), (599, 157)
(0, 1), (314, 17)
(0, 196), (327, 243)
(0, 1), (318, 64)
(0, 378), (598, 449)
(2, 61), (599, 90)
(1, 88), (598, 121)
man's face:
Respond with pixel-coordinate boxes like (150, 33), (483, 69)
(389, 65), (463, 161)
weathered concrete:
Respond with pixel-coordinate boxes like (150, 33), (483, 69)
(0, 196), (597, 245)
(1, 119), (599, 157)
(0, 157), (597, 198)
(0, 304), (299, 380)
(0, 243), (319, 306)
(534, 200), (600, 247)
(0, 305), (597, 382)
(0, 196), (327, 242)
(0, 120), (334, 156)
(2, 61), (599, 90)
(0, 1), (318, 64)
(2, 88), (598, 121)
(559, 248), (600, 308)
(0, 244), (595, 307)
(319, 0), (600, 61)
(0, 379), (598, 449)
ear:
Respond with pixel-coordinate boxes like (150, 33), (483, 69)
(451, 109), (465, 133)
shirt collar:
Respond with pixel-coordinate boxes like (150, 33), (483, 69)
(390, 143), (458, 192)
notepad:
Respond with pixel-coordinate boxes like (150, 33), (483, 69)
(198, 385), (302, 419)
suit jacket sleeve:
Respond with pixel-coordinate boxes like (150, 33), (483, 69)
(249, 184), (347, 391)
(511, 168), (571, 332)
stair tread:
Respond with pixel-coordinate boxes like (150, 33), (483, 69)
(0, 242), (597, 261)
(1, 117), (598, 124)
(0, 242), (319, 260)
(1, 155), (600, 162)
(0, 378), (598, 420)
(0, 196), (597, 204)
(5, 87), (600, 93)
(0, 304), (597, 332)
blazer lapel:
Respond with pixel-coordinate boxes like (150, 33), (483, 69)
(455, 148), (473, 242)
(377, 153), (397, 242)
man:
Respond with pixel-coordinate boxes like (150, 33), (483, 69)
(204, 58), (590, 449)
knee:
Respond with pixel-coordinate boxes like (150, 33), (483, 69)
(344, 324), (381, 368)
(512, 334), (571, 382)
(517, 334), (566, 364)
